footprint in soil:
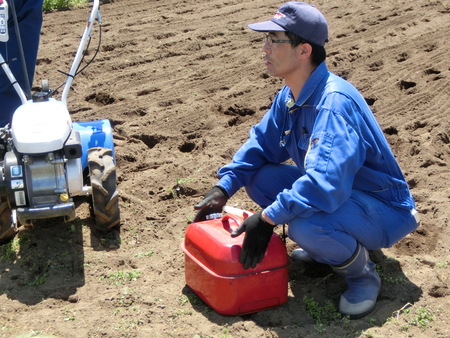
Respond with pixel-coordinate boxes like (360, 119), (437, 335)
(85, 91), (116, 105)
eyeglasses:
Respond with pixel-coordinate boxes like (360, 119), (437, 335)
(263, 33), (292, 46)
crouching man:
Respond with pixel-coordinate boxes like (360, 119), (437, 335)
(193, 2), (419, 319)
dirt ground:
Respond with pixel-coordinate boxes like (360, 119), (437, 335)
(0, 0), (449, 337)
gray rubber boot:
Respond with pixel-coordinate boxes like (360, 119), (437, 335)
(331, 244), (381, 319)
(290, 248), (315, 263)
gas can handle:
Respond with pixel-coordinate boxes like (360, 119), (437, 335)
(221, 214), (242, 233)
(221, 207), (254, 233)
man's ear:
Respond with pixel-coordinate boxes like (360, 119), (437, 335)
(297, 43), (312, 59)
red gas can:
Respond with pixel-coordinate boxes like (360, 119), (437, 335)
(181, 214), (289, 315)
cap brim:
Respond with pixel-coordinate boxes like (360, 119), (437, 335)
(247, 20), (285, 32)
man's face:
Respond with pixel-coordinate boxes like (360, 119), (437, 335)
(263, 31), (300, 78)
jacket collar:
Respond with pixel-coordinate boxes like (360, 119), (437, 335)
(294, 61), (329, 107)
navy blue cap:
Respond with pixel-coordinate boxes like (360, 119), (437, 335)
(248, 2), (328, 46)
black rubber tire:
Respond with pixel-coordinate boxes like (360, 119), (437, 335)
(88, 147), (120, 232)
(0, 202), (16, 245)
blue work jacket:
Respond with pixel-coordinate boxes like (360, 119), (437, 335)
(217, 62), (415, 225)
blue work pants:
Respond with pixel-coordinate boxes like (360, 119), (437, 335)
(245, 163), (418, 266)
(0, 0), (43, 126)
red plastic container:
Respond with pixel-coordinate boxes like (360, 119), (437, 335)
(181, 214), (289, 315)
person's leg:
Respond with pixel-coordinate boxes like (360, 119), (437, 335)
(288, 190), (418, 261)
(288, 190), (418, 317)
(244, 163), (303, 207)
(0, 0), (43, 126)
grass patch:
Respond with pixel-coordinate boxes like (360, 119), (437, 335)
(0, 238), (20, 263)
(133, 251), (154, 258)
(43, 0), (88, 11)
(392, 304), (435, 332)
(376, 264), (407, 285)
(436, 261), (448, 269)
(100, 270), (141, 286)
(410, 306), (434, 329)
(27, 274), (48, 287)
(302, 295), (342, 324)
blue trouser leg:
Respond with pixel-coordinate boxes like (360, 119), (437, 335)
(245, 163), (304, 207)
(0, 0), (43, 126)
(244, 163), (418, 265)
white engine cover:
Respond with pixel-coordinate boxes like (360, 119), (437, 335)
(12, 98), (73, 154)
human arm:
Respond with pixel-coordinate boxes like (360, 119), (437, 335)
(264, 95), (367, 225)
(216, 89), (291, 196)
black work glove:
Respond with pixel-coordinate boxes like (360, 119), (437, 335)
(193, 186), (228, 222)
(230, 211), (274, 269)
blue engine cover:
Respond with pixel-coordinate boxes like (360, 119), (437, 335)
(72, 119), (115, 170)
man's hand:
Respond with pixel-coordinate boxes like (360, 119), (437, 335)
(193, 186), (228, 222)
(230, 211), (274, 269)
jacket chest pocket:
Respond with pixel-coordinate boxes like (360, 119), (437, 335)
(297, 130), (311, 151)
(304, 131), (335, 173)
(295, 106), (316, 151)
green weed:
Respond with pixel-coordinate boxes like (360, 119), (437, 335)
(411, 306), (434, 329)
(27, 274), (48, 287)
(100, 270), (141, 286)
(436, 261), (448, 269)
(134, 251), (154, 258)
(393, 304), (434, 331)
(302, 295), (342, 324)
(168, 177), (196, 199)
(376, 265), (406, 285)
(43, 0), (88, 11)
(0, 238), (20, 263)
